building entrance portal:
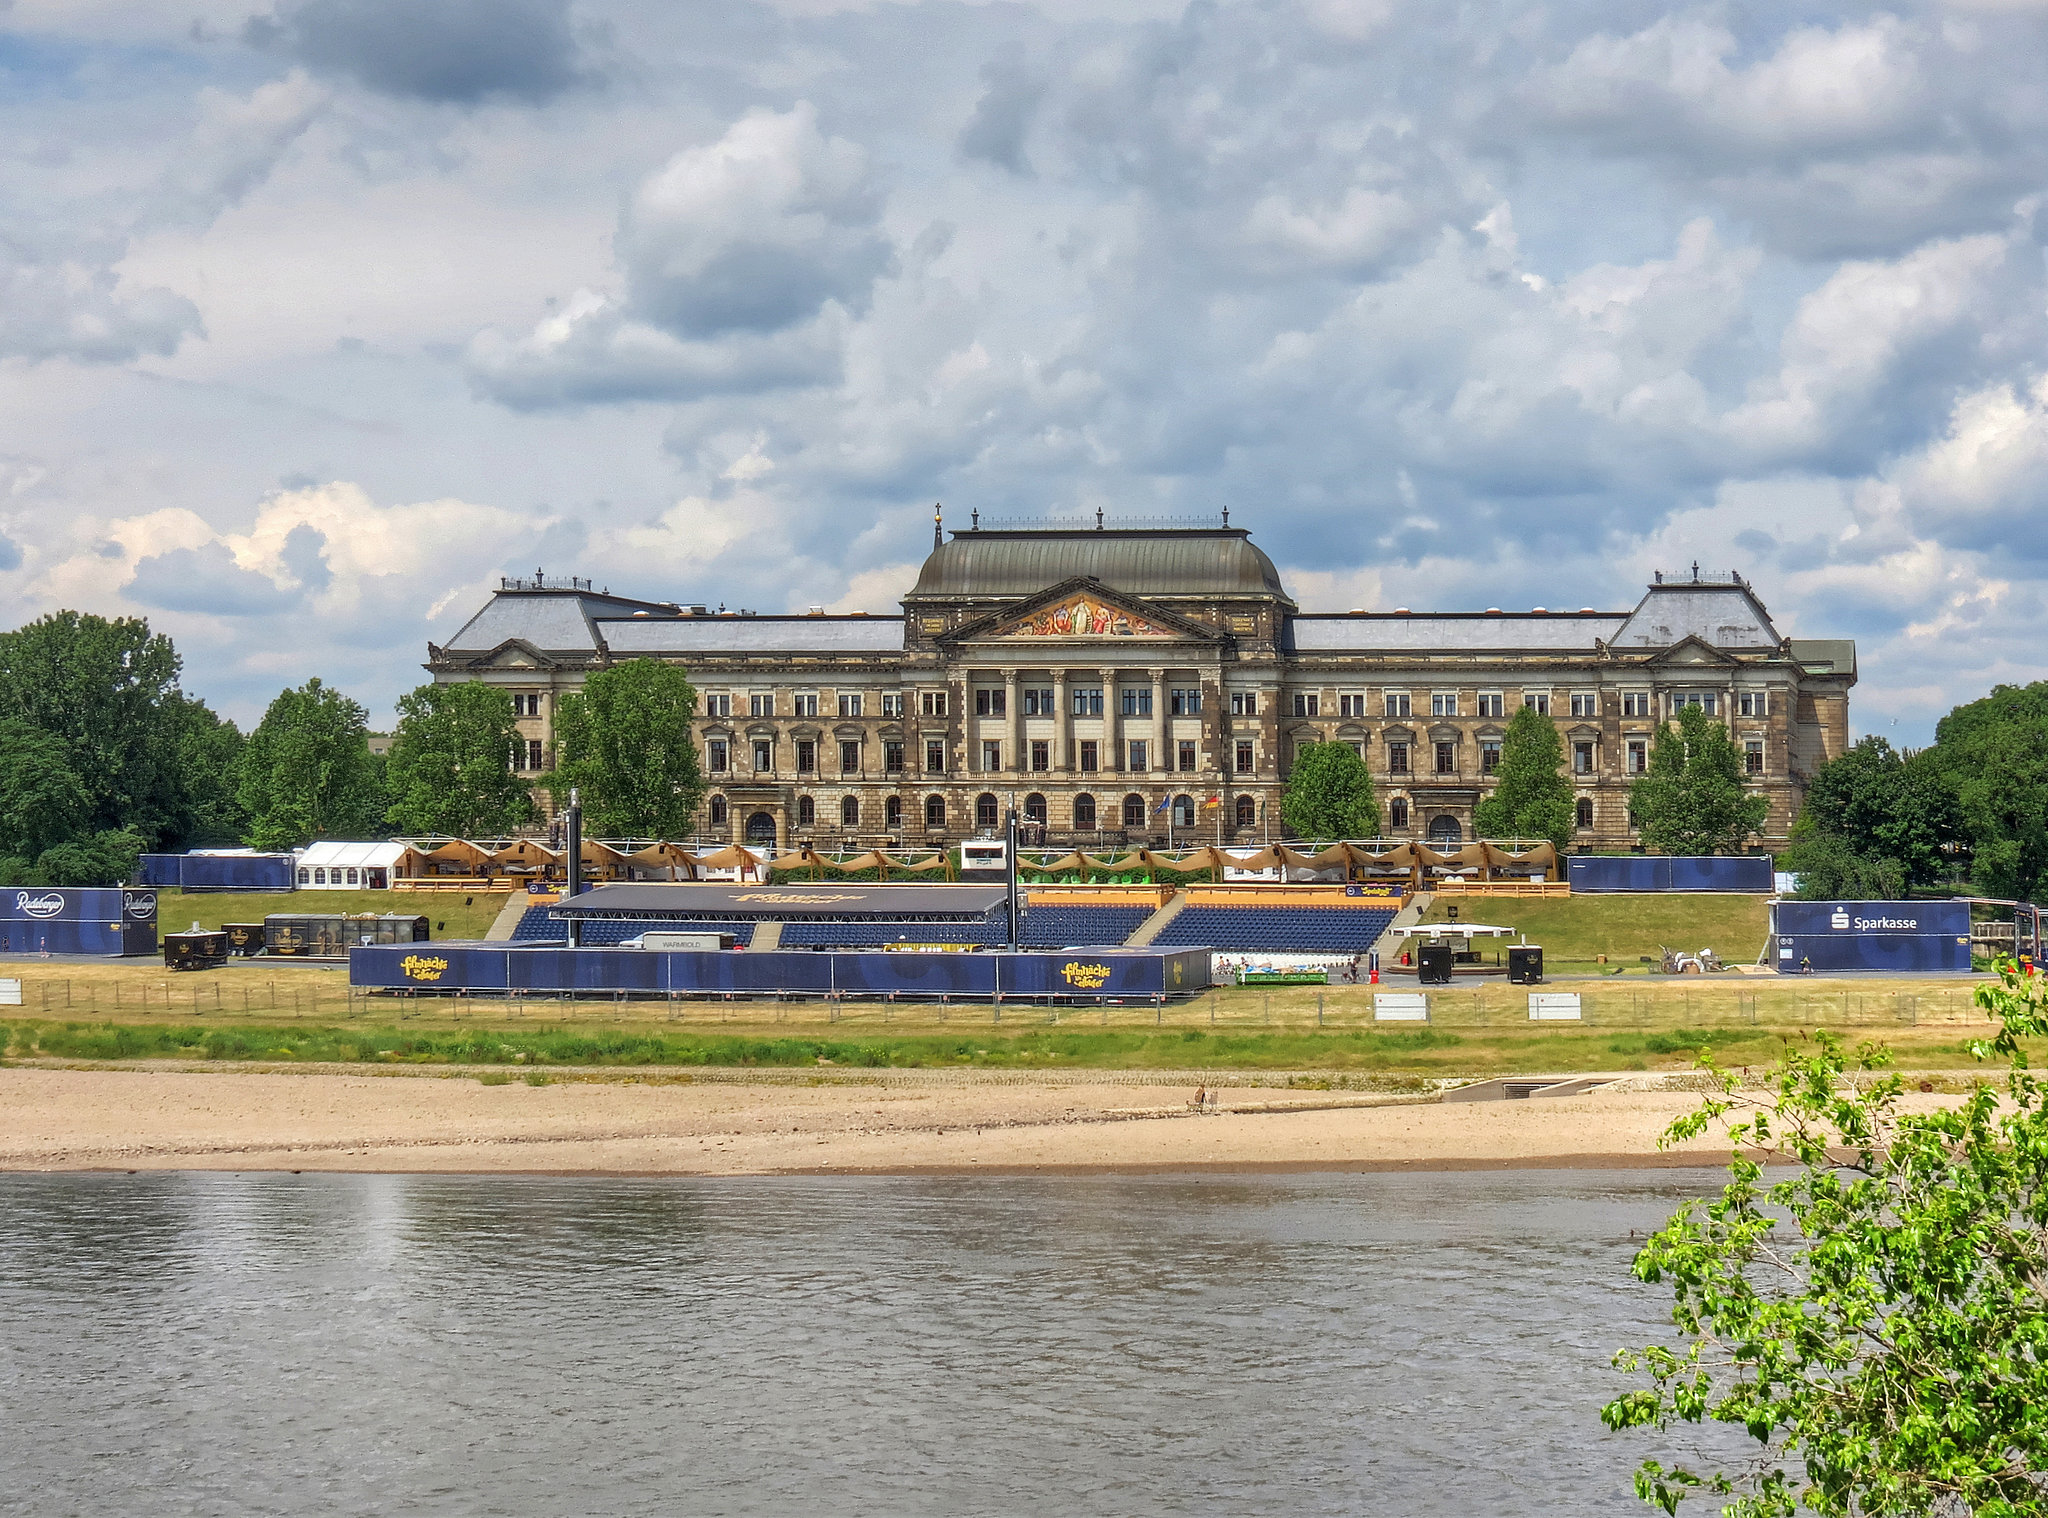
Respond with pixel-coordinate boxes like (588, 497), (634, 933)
(1427, 815), (1463, 846)
(745, 812), (777, 849)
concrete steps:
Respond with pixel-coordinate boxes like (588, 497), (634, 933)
(1126, 894), (1189, 947)
(750, 921), (784, 950)
(1369, 891), (1430, 961)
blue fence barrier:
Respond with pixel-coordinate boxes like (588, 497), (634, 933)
(349, 944), (1211, 999)
(137, 854), (297, 892)
(1770, 900), (1972, 974)
(0, 887), (158, 955)
(1568, 856), (1774, 893)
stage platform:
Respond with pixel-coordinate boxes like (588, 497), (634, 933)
(350, 942), (1210, 1002)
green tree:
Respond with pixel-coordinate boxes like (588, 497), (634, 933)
(1780, 824), (1905, 901)
(1785, 737), (1965, 893)
(1472, 704), (1575, 847)
(164, 694), (248, 848)
(238, 678), (386, 850)
(546, 659), (704, 838)
(31, 829), (145, 886)
(1629, 704), (1770, 854)
(0, 719), (92, 863)
(385, 681), (539, 838)
(1925, 681), (2048, 900)
(0, 611), (184, 845)
(1606, 965), (2048, 1516)
(1279, 740), (1378, 841)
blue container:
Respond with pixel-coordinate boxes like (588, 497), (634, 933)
(1569, 857), (1773, 893)
(1770, 900), (1972, 974)
(178, 854), (296, 892)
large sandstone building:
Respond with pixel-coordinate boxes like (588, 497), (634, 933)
(428, 517), (1853, 851)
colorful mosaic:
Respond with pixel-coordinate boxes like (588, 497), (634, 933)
(1006, 596), (1170, 638)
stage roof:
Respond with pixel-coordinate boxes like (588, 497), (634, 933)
(550, 883), (1011, 921)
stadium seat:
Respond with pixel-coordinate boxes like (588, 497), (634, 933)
(1151, 906), (1397, 952)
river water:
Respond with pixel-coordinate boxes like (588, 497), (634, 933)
(0, 1168), (1735, 1515)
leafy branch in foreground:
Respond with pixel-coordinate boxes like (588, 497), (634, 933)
(1604, 961), (2048, 1516)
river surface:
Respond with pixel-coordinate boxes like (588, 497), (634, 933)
(0, 1168), (1738, 1516)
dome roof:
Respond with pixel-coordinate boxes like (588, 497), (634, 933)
(909, 528), (1290, 601)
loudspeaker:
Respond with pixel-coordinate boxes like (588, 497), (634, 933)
(1508, 945), (1544, 985)
(1417, 944), (1454, 985)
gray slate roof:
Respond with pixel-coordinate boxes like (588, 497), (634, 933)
(600, 616), (905, 654)
(911, 528), (1288, 600)
(1610, 583), (1781, 650)
(443, 589), (677, 654)
(1290, 613), (1626, 652)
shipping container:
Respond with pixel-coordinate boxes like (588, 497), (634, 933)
(0, 888), (158, 955)
(266, 913), (430, 957)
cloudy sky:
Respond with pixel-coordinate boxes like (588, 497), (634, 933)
(4, 0), (2046, 739)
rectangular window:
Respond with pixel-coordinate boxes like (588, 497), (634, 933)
(796, 740), (816, 774)
(793, 693), (819, 717)
(1339, 693), (1368, 717)
(1121, 688), (1153, 717)
(837, 693), (862, 718)
(1030, 739), (1050, 772)
(1622, 691), (1651, 717)
(1745, 739), (1765, 776)
(1434, 741), (1456, 775)
(708, 739), (728, 774)
(1234, 740), (1254, 774)
(880, 692), (903, 718)
(1573, 740), (1595, 775)
(981, 739), (1002, 770)
(1292, 692), (1320, 717)
(1627, 740), (1648, 774)
(1673, 691), (1720, 716)
(753, 739), (774, 771)
(1071, 687), (1104, 717)
(1170, 687), (1201, 716)
(525, 738), (544, 771)
(925, 738), (945, 773)
(1389, 797), (1409, 831)
(1739, 691), (1768, 717)
(1177, 739), (1197, 772)
(1230, 691), (1258, 717)
(883, 741), (904, 774)
(1476, 692), (1503, 718)
(1080, 740), (1099, 773)
(1480, 740), (1501, 774)
(1431, 692), (1457, 718)
(1570, 692), (1598, 718)
(975, 688), (1006, 717)
(749, 693), (774, 718)
(1384, 692), (1411, 717)
(704, 693), (731, 718)
(1523, 692), (1550, 715)
(1127, 739), (1148, 772)
(920, 691), (948, 717)
(839, 740), (860, 774)
(1388, 741), (1410, 775)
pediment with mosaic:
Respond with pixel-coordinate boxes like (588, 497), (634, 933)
(1002, 594), (1174, 638)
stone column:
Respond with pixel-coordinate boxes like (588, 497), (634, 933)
(1003, 667), (1020, 775)
(1151, 668), (1168, 775)
(1053, 669), (1070, 773)
(1107, 666), (1124, 781)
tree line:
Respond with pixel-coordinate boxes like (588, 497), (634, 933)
(0, 612), (706, 884)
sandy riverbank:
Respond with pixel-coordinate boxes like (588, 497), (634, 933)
(0, 1064), (1905, 1175)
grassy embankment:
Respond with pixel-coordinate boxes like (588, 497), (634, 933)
(1413, 892), (1771, 975)
(150, 889), (511, 940)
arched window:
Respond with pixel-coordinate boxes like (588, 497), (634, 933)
(1234, 795), (1255, 828)
(797, 795), (816, 826)
(1576, 796), (1594, 830)
(1024, 792), (1047, 824)
(841, 795), (860, 828)
(1171, 794), (1195, 827)
(709, 795), (727, 826)
(1427, 814), (1462, 845)
(1123, 793), (1147, 828)
(1073, 793), (1096, 829)
(885, 795), (902, 828)
(1388, 797), (1409, 831)
(976, 793), (999, 829)
(925, 794), (946, 828)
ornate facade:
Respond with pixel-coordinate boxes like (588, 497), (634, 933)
(427, 520), (1854, 851)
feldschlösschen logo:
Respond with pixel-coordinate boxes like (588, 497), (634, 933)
(399, 954), (450, 983)
(1061, 961), (1112, 990)
(15, 892), (64, 919)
